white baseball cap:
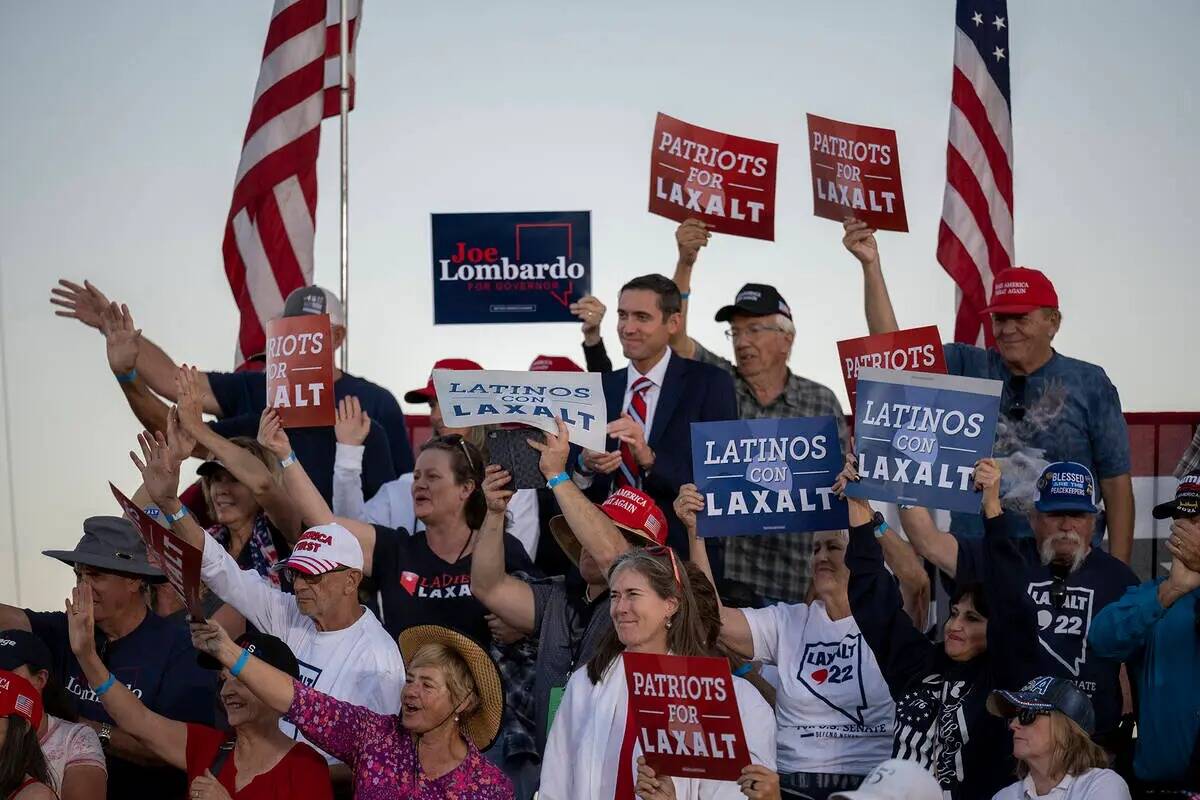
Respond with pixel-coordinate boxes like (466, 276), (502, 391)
(831, 759), (941, 800)
(272, 523), (363, 576)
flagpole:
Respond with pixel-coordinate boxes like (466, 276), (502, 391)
(338, 0), (350, 372)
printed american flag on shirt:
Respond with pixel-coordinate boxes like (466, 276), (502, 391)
(937, 0), (1013, 346)
(223, 0), (361, 364)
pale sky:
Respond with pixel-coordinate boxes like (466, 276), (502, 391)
(1, 1), (1195, 609)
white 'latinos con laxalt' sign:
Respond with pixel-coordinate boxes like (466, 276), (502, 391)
(432, 369), (607, 452)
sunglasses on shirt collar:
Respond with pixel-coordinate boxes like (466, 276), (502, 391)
(1004, 376), (1028, 422)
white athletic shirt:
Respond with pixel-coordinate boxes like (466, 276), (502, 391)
(39, 714), (106, 793)
(744, 599), (895, 775)
(201, 535), (405, 763)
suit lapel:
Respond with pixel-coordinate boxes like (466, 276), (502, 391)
(648, 355), (685, 448)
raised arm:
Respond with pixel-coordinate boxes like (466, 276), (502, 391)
(331, 396), (371, 520)
(471, 465), (536, 634)
(668, 218), (711, 358)
(897, 505), (959, 578)
(878, 525), (931, 628)
(130, 427), (207, 552)
(529, 420), (628, 574)
(65, 587), (188, 770)
(176, 366), (302, 540)
(675, 484), (754, 659)
(190, 620), (293, 714)
(258, 409), (378, 570)
(842, 219), (899, 335)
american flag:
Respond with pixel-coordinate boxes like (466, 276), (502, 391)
(937, 0), (1013, 346)
(223, 0), (361, 364)
(15, 693), (35, 718)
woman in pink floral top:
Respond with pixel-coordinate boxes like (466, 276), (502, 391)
(192, 620), (513, 800)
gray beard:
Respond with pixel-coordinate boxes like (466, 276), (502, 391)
(1039, 535), (1087, 573)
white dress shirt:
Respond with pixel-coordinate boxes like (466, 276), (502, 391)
(622, 347), (672, 437)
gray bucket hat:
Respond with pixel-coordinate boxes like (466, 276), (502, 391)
(42, 516), (167, 582)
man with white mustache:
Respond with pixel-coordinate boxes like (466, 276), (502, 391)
(898, 461), (1138, 755)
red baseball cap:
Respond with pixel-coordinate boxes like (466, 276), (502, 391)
(0, 669), (43, 731)
(980, 267), (1059, 315)
(404, 358), (483, 404)
(549, 486), (668, 566)
(529, 355), (584, 373)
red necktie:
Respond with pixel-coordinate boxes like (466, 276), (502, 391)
(616, 377), (651, 489)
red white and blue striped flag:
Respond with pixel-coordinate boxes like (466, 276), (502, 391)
(223, 0), (361, 364)
(937, 0), (1013, 346)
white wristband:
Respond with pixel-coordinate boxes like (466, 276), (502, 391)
(280, 451), (297, 469)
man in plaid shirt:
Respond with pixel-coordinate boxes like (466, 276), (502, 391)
(669, 218), (849, 605)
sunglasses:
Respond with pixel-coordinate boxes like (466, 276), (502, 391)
(1004, 375), (1028, 422)
(644, 545), (683, 590)
(1008, 708), (1050, 726)
(286, 566), (349, 584)
(443, 434), (477, 471)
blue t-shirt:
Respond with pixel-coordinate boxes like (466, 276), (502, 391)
(26, 608), (218, 799)
(944, 345), (1130, 541)
(207, 370), (415, 474)
(956, 539), (1138, 739)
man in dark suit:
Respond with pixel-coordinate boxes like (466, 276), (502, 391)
(573, 274), (737, 557)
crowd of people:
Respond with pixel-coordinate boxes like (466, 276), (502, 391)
(0, 217), (1194, 799)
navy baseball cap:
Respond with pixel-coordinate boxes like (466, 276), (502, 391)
(714, 283), (793, 323)
(1152, 474), (1200, 519)
(1034, 462), (1099, 514)
(0, 630), (52, 672)
(197, 631), (300, 679)
(988, 676), (1096, 735)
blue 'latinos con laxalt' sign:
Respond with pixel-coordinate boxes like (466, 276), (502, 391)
(690, 417), (848, 537)
(431, 211), (591, 324)
(845, 368), (1003, 513)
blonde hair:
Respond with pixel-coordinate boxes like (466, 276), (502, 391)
(1016, 711), (1110, 780)
(408, 642), (480, 718)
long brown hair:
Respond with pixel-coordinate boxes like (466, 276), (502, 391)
(419, 435), (487, 530)
(0, 716), (51, 796)
(586, 549), (709, 683)
(1015, 711), (1110, 780)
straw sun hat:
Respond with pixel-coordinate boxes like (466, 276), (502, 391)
(398, 625), (505, 751)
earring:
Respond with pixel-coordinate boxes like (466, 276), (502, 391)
(454, 714), (460, 722)
(665, 618), (672, 629)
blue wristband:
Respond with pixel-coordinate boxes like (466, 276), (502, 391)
(280, 451), (297, 469)
(164, 506), (188, 525)
(93, 673), (117, 697)
(732, 663), (753, 678)
(546, 471), (571, 490)
(231, 648), (251, 678)
(114, 368), (137, 384)
(680, 292), (691, 301)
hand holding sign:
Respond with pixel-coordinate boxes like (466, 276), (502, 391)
(636, 757), (678, 800)
(842, 219), (881, 269)
(526, 418), (571, 480)
(673, 484), (705, 532)
(675, 219), (711, 268)
(974, 457), (1002, 517)
(737, 765), (781, 800)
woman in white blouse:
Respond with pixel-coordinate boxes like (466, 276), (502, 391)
(676, 484), (928, 800)
(540, 547), (777, 799)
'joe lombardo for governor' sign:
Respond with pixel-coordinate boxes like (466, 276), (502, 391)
(266, 314), (335, 428)
(623, 652), (751, 781)
(431, 369), (607, 452)
(845, 368), (1002, 513)
(431, 211), (591, 325)
(690, 417), (848, 537)
(649, 113), (779, 241)
(807, 113), (908, 232)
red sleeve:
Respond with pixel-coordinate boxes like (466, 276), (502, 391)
(280, 743), (335, 799)
(183, 723), (228, 784)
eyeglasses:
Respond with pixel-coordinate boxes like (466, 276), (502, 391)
(724, 324), (784, 341)
(1004, 376), (1028, 422)
(1008, 708), (1051, 726)
(287, 566), (349, 584)
(644, 545), (683, 590)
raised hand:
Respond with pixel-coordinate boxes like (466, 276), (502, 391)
(165, 406), (198, 465)
(50, 279), (111, 330)
(842, 218), (880, 268)
(569, 295), (607, 346)
(526, 419), (572, 479)
(257, 408), (292, 459)
(482, 464), (514, 513)
(832, 451), (861, 498)
(673, 483), (705, 532)
(130, 430), (181, 506)
(99, 302), (141, 375)
(174, 365), (208, 437)
(65, 585), (97, 659)
(189, 619), (236, 661)
(675, 218), (711, 268)
(607, 414), (654, 470)
(335, 396), (371, 446)
(973, 457), (1002, 516)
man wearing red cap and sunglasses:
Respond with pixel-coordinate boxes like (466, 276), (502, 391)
(842, 221), (1134, 564)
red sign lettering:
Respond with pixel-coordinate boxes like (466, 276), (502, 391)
(836, 326), (947, 411)
(648, 113), (778, 241)
(807, 113), (908, 232)
(266, 315), (335, 428)
(109, 483), (204, 621)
